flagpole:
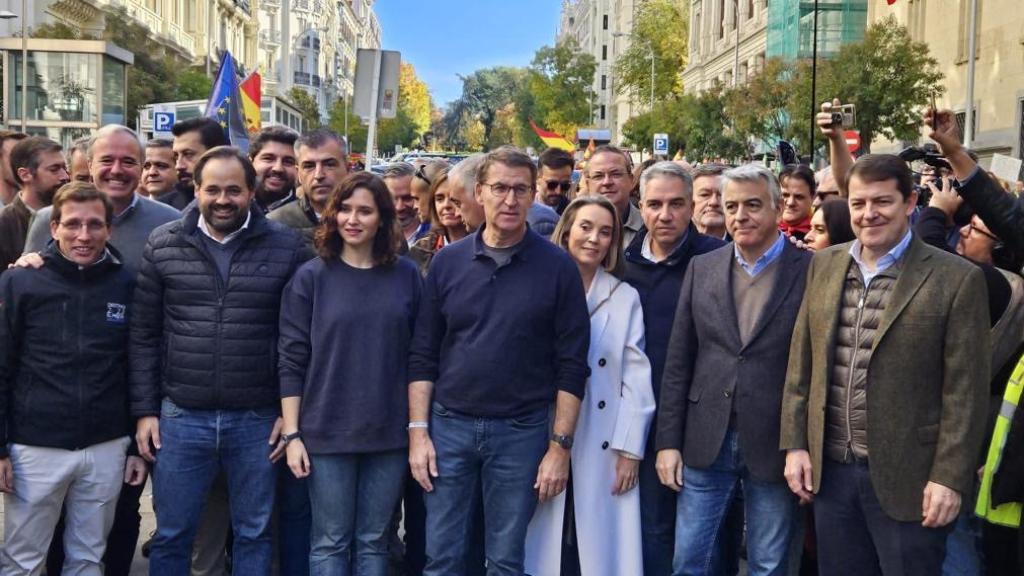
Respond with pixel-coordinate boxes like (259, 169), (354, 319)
(964, 0), (977, 148)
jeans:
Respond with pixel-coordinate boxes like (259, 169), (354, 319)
(307, 449), (407, 576)
(942, 499), (983, 576)
(815, 459), (950, 576)
(149, 399), (278, 576)
(277, 464), (311, 576)
(673, 429), (796, 576)
(423, 402), (549, 576)
(639, 440), (677, 576)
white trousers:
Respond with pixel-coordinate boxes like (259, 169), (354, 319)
(1, 436), (130, 576)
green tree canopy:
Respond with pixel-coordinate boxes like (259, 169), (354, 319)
(515, 38), (595, 149)
(613, 0), (687, 105)
(287, 87), (321, 130)
(442, 66), (527, 151)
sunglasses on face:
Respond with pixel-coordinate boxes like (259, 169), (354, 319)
(545, 179), (572, 193)
(414, 165), (432, 186)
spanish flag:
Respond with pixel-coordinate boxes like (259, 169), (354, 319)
(240, 72), (262, 135)
(529, 120), (575, 152)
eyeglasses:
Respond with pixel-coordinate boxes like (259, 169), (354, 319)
(968, 223), (1000, 242)
(414, 165), (432, 186)
(587, 171), (627, 182)
(545, 180), (572, 193)
(484, 182), (532, 199)
(59, 219), (107, 233)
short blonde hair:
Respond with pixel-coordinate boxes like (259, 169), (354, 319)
(551, 195), (623, 277)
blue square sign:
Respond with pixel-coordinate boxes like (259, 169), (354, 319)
(653, 133), (669, 155)
(154, 111), (176, 133)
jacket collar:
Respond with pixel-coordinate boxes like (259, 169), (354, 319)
(41, 241), (123, 280)
(472, 224), (536, 263)
(180, 201), (270, 242)
(624, 222), (703, 268)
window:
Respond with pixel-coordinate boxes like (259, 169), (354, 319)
(748, 0), (754, 18)
(692, 6), (701, 56)
(719, 0), (726, 38)
(602, 45), (607, 60)
(956, 0), (982, 63)
(10, 52), (99, 122)
(601, 75), (607, 90)
(739, 62), (748, 84)
(600, 105), (606, 120)
(603, 14), (608, 30)
(955, 109), (977, 144)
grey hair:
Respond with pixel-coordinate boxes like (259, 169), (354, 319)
(381, 161), (415, 180)
(87, 124), (143, 163)
(639, 161), (693, 201)
(448, 153), (486, 199)
(66, 136), (91, 164)
(720, 164), (782, 209)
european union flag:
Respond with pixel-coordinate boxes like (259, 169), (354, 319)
(204, 51), (250, 154)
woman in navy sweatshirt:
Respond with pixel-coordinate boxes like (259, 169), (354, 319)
(278, 171), (422, 575)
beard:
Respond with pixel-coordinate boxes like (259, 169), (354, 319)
(38, 182), (66, 206)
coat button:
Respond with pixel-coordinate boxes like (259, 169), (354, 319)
(598, 401), (606, 409)
(724, 390), (732, 398)
(601, 441), (609, 450)
(598, 358), (607, 367)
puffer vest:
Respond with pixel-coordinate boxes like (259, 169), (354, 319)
(825, 260), (901, 463)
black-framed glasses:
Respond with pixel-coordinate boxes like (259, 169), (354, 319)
(545, 179), (572, 193)
(484, 182), (532, 198)
(414, 165), (432, 186)
(968, 223), (1000, 242)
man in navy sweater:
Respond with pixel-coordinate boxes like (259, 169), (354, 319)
(623, 161), (726, 575)
(408, 146), (590, 576)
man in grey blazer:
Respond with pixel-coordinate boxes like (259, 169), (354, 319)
(656, 164), (810, 575)
(780, 154), (989, 575)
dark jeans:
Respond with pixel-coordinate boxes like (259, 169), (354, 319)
(815, 459), (950, 576)
(403, 477), (486, 576)
(277, 462), (311, 576)
(307, 450), (407, 576)
(423, 402), (548, 576)
(148, 399), (278, 576)
(46, 479), (146, 576)
(639, 440), (677, 576)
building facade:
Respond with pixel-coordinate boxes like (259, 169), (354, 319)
(867, 0), (1024, 165)
(682, 0), (768, 93)
(558, 0), (640, 145)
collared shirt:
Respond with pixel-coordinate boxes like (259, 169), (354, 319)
(734, 231), (785, 277)
(849, 229), (912, 287)
(112, 193), (140, 225)
(198, 209), (252, 245)
(641, 229), (688, 263)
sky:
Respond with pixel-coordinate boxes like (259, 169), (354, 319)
(374, 1), (562, 109)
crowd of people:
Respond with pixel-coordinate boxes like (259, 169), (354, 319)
(0, 97), (1022, 576)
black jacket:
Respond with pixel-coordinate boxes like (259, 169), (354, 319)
(958, 167), (1024, 255)
(129, 206), (310, 416)
(156, 182), (194, 211)
(0, 245), (135, 458)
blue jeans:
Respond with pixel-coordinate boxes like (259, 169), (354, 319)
(639, 441), (677, 576)
(673, 429), (796, 576)
(423, 402), (549, 576)
(307, 449), (407, 576)
(149, 399), (278, 576)
(278, 463), (311, 576)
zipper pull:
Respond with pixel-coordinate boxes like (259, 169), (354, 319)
(857, 297), (865, 310)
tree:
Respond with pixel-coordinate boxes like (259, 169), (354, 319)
(722, 58), (811, 151)
(288, 87), (321, 130)
(613, 0), (687, 104)
(622, 88), (747, 162)
(399, 63), (432, 139)
(327, 98), (367, 154)
(443, 67), (527, 150)
(175, 69), (213, 101)
(819, 15), (944, 153)
(515, 39), (595, 149)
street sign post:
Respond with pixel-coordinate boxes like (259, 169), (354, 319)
(653, 133), (669, 156)
(153, 105), (176, 138)
(354, 49), (401, 168)
(844, 130), (861, 154)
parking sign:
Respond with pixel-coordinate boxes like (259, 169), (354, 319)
(154, 108), (176, 138)
(653, 133), (669, 156)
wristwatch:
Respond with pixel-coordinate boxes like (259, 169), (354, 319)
(551, 434), (574, 449)
(281, 431), (302, 445)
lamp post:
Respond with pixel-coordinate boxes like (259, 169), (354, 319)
(612, 32), (655, 111)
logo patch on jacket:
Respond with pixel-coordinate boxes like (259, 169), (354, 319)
(106, 302), (126, 324)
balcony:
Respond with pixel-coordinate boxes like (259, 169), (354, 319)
(234, 0), (251, 14)
(262, 0), (280, 9)
(294, 0), (311, 11)
(260, 29), (282, 47)
(294, 71), (322, 88)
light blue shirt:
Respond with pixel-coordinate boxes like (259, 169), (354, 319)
(733, 231), (785, 277)
(849, 230), (912, 287)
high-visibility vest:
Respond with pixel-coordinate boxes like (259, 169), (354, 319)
(976, 356), (1024, 528)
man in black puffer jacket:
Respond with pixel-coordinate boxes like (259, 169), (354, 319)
(130, 146), (310, 576)
(0, 182), (147, 573)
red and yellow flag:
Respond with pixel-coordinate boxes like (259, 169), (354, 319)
(529, 120), (575, 152)
(239, 72), (262, 135)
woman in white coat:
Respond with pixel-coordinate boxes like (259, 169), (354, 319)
(525, 195), (656, 576)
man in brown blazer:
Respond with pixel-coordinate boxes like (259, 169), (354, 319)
(780, 154), (990, 575)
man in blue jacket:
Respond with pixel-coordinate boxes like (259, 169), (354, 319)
(0, 182), (146, 573)
(131, 146), (309, 575)
(623, 161), (726, 575)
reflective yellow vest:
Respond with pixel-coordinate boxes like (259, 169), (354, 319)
(976, 356), (1024, 528)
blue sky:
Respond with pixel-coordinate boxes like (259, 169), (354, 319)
(375, 1), (562, 109)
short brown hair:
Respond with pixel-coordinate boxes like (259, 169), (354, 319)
(0, 130), (27, 153)
(477, 146), (537, 186)
(552, 195), (623, 277)
(194, 146), (257, 191)
(10, 136), (63, 187)
(586, 145), (633, 175)
(846, 154), (914, 200)
(50, 181), (113, 225)
(315, 171), (401, 266)
(249, 125), (299, 159)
